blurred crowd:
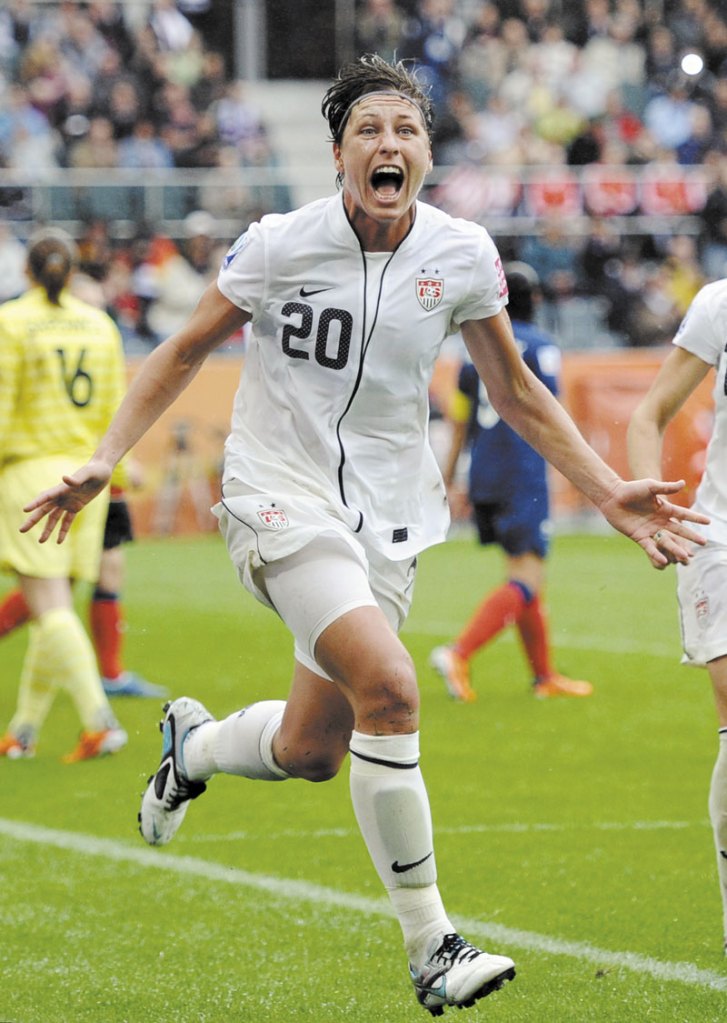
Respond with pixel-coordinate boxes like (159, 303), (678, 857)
(0, 0), (288, 348)
(358, 0), (727, 346)
(0, 0), (726, 349)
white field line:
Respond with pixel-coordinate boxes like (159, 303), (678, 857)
(184, 818), (700, 843)
(404, 621), (679, 658)
(0, 817), (725, 994)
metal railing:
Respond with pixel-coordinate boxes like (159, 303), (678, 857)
(0, 164), (708, 240)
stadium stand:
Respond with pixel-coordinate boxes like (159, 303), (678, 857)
(0, 0), (725, 349)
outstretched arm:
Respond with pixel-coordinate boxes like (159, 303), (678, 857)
(22, 283), (250, 544)
(460, 311), (709, 568)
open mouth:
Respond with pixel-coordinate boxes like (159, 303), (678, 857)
(371, 166), (404, 198)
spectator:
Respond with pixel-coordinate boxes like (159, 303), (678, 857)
(105, 77), (144, 141)
(399, 0), (467, 114)
(519, 218), (580, 302)
(700, 148), (727, 280)
(154, 80), (202, 166)
(212, 79), (264, 155)
(146, 209), (224, 339)
(68, 115), (118, 168)
(190, 48), (227, 112)
(662, 234), (705, 315)
(148, 0), (194, 52)
(677, 102), (716, 164)
(0, 84), (59, 170)
(0, 224), (26, 302)
(17, 38), (69, 129)
(55, 5), (111, 85)
(86, 0), (136, 64)
(624, 261), (682, 346)
(644, 72), (698, 151)
(118, 117), (173, 169)
(643, 25), (680, 96)
(355, 0), (409, 65)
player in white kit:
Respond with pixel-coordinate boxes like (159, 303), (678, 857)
(23, 56), (708, 1012)
(628, 280), (727, 956)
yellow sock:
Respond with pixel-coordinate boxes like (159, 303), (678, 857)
(12, 608), (114, 735)
(10, 620), (57, 735)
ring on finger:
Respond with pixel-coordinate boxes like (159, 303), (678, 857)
(654, 530), (664, 544)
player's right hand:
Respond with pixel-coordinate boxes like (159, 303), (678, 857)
(20, 461), (112, 544)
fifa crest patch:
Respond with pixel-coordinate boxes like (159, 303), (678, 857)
(416, 276), (444, 311)
(223, 230), (251, 269)
(257, 506), (289, 530)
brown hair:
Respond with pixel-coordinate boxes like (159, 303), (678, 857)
(27, 234), (75, 306)
(321, 54), (434, 146)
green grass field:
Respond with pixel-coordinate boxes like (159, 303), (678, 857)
(1, 532), (725, 1022)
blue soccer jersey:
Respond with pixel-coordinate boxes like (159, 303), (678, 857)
(459, 319), (561, 506)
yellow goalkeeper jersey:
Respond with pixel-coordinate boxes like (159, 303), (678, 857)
(0, 285), (126, 465)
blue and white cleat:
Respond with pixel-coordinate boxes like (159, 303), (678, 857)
(138, 698), (214, 846)
(409, 933), (515, 1016)
(103, 671), (170, 699)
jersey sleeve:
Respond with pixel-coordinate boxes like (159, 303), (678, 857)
(673, 281), (727, 368)
(451, 232), (508, 326)
(216, 221), (266, 318)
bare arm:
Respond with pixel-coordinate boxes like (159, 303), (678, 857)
(627, 345), (711, 479)
(626, 345), (711, 566)
(22, 283), (250, 542)
(460, 310), (708, 567)
(441, 415), (467, 488)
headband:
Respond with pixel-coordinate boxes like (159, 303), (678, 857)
(335, 90), (428, 142)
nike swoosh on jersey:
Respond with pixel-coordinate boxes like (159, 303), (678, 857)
(299, 286), (333, 297)
(391, 851), (434, 873)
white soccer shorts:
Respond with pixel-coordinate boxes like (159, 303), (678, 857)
(677, 541), (727, 667)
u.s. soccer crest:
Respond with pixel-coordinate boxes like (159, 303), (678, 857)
(416, 276), (444, 311)
(257, 506), (289, 530)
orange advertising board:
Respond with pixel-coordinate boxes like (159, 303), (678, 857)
(127, 349), (714, 536)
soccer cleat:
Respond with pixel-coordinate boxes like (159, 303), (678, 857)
(62, 726), (128, 764)
(0, 730), (36, 759)
(102, 671), (170, 699)
(409, 932), (515, 1016)
(533, 673), (593, 698)
(429, 646), (477, 702)
(138, 697), (214, 846)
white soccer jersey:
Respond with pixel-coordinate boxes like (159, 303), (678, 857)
(217, 193), (507, 561)
(673, 279), (727, 543)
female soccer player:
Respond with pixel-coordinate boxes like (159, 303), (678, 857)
(628, 280), (727, 957)
(0, 231), (127, 762)
(22, 57), (707, 1012)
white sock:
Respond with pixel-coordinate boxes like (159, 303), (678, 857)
(349, 730), (452, 964)
(708, 727), (727, 943)
(184, 701), (289, 781)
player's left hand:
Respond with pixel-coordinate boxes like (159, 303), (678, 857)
(599, 478), (709, 569)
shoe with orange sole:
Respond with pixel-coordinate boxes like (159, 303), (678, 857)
(62, 726), (128, 764)
(533, 673), (593, 698)
(430, 646), (477, 702)
(0, 731), (35, 759)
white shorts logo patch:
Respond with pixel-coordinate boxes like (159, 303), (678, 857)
(416, 277), (444, 311)
(695, 588), (710, 628)
(257, 507), (289, 530)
